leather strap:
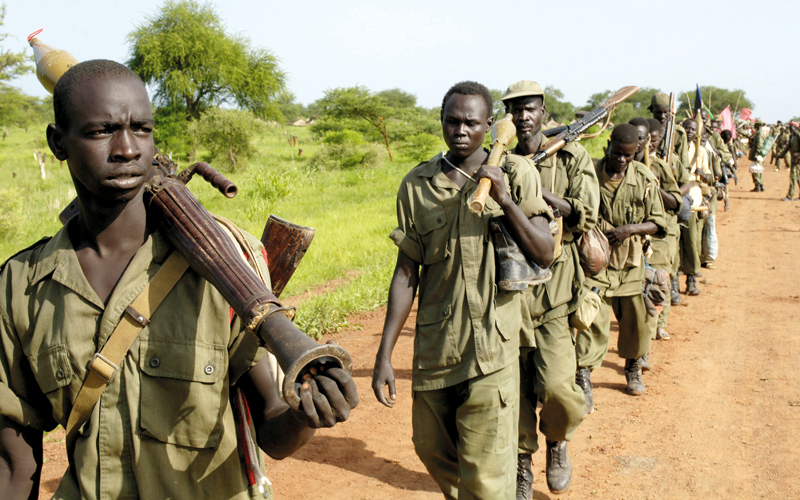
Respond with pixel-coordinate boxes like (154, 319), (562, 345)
(65, 251), (190, 446)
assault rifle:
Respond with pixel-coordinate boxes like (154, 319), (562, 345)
(531, 86), (639, 164)
(661, 93), (676, 166)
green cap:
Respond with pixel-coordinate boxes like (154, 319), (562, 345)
(501, 80), (545, 102)
(648, 92), (670, 110)
(755, 118), (765, 125)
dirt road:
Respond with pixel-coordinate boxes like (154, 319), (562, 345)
(40, 162), (800, 499)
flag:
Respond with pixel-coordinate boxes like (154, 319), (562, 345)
(719, 106), (736, 139)
(740, 107), (752, 121)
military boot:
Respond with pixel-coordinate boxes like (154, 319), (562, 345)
(670, 276), (681, 305)
(686, 274), (700, 296)
(575, 367), (593, 415)
(545, 440), (573, 494)
(489, 218), (551, 290)
(639, 353), (650, 372)
(516, 453), (533, 500)
(625, 358), (646, 395)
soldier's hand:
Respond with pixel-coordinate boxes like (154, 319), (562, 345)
(475, 165), (509, 207)
(297, 365), (359, 428)
(372, 357), (397, 408)
(605, 225), (634, 245)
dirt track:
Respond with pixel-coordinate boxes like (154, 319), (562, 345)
(40, 159), (800, 499)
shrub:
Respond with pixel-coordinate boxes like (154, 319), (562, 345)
(322, 129), (364, 146)
(309, 142), (387, 171)
(397, 133), (442, 163)
(189, 108), (262, 171)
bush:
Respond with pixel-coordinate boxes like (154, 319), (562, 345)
(322, 129), (364, 146)
(397, 133), (442, 163)
(309, 142), (387, 171)
(242, 166), (298, 222)
(189, 108), (263, 171)
(153, 104), (191, 156)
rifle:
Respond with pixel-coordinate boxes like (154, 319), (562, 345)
(661, 93), (676, 166)
(529, 86), (639, 164)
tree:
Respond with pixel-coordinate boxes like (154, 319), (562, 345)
(316, 86), (394, 161)
(0, 4), (31, 82)
(544, 86), (575, 124)
(676, 86), (753, 119)
(376, 88), (417, 109)
(188, 108), (262, 170)
(583, 86), (662, 124)
(127, 0), (286, 121)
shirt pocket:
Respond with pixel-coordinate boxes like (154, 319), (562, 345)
(494, 290), (520, 342)
(414, 300), (460, 369)
(139, 338), (227, 449)
(28, 344), (74, 394)
(415, 208), (450, 265)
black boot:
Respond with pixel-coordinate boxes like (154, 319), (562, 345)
(489, 218), (551, 290)
(516, 453), (533, 500)
(639, 353), (650, 372)
(546, 440), (573, 494)
(686, 274), (700, 296)
(624, 358), (646, 395)
(670, 276), (681, 305)
(575, 367), (593, 415)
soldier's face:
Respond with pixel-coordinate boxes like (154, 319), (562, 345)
(507, 96), (544, 142)
(441, 94), (492, 159)
(635, 125), (649, 155)
(607, 140), (637, 174)
(48, 75), (156, 204)
(649, 130), (661, 152)
(685, 121), (698, 142)
(652, 105), (669, 123)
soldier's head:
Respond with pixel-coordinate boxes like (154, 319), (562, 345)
(47, 60), (156, 205)
(628, 117), (650, 157)
(647, 118), (662, 153)
(648, 92), (671, 123)
(440, 81), (494, 160)
(502, 80), (546, 142)
(683, 118), (698, 142)
(720, 129), (733, 143)
(606, 124), (639, 174)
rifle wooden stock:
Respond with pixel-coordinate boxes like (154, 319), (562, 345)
(261, 215), (315, 298)
(661, 93), (676, 166)
(529, 86), (640, 166)
(144, 175), (351, 410)
(469, 114), (516, 214)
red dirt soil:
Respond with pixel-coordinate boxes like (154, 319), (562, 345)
(40, 160), (800, 499)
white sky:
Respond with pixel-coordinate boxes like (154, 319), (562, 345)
(5, 0), (798, 122)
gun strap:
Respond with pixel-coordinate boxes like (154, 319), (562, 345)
(65, 250), (190, 447)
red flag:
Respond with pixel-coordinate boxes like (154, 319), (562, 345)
(739, 107), (752, 121)
(719, 106), (736, 138)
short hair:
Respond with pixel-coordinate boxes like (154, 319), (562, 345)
(53, 59), (143, 130)
(610, 123), (639, 145)
(682, 118), (697, 129)
(720, 129), (732, 142)
(440, 81), (494, 120)
(646, 118), (662, 133)
(628, 117), (649, 130)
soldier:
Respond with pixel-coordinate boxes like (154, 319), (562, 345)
(372, 81), (554, 500)
(682, 118), (713, 295)
(749, 119), (769, 192)
(649, 92), (690, 172)
(577, 124), (667, 396)
(0, 60), (357, 500)
(500, 80), (600, 498)
(629, 117), (682, 343)
(774, 125), (792, 172)
(780, 122), (800, 201)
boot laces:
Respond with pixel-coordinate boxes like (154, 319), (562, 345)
(549, 442), (565, 468)
(516, 455), (532, 496)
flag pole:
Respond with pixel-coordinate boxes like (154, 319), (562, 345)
(733, 89), (743, 117)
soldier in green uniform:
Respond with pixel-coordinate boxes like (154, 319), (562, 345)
(629, 118), (682, 345)
(373, 81), (554, 500)
(774, 125), (792, 171)
(749, 119), (769, 191)
(499, 80), (600, 498)
(649, 93), (690, 172)
(0, 61), (358, 500)
(577, 124), (667, 396)
(780, 122), (800, 201)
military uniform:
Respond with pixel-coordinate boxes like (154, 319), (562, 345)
(682, 142), (712, 278)
(0, 226), (271, 500)
(576, 158), (667, 369)
(512, 142), (599, 455)
(390, 152), (549, 500)
(646, 154), (683, 335)
(774, 129), (791, 170)
(749, 125), (769, 189)
(781, 132), (800, 199)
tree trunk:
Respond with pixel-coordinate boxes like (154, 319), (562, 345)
(379, 118), (393, 162)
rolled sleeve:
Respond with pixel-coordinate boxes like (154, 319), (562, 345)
(643, 170), (668, 238)
(564, 147), (600, 233)
(390, 185), (424, 263)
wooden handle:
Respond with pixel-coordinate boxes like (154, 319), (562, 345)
(470, 178), (492, 213)
(468, 114), (516, 214)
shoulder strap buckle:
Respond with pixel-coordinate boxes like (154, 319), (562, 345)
(89, 352), (119, 383)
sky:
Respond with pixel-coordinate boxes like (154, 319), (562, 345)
(4, 0), (798, 122)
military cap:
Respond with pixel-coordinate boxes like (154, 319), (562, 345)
(501, 80), (545, 102)
(755, 118), (764, 125)
(648, 92), (670, 110)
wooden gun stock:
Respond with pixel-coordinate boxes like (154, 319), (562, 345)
(469, 114), (517, 214)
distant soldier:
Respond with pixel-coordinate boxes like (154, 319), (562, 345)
(749, 119), (769, 192)
(774, 126), (791, 171)
(780, 122), (800, 201)
(649, 93), (690, 173)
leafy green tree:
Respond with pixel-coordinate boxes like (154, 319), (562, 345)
(188, 108), (262, 170)
(583, 86), (661, 124)
(0, 5), (31, 82)
(676, 86), (753, 118)
(316, 86), (394, 161)
(127, 0), (286, 121)
(544, 86), (575, 124)
(0, 4), (47, 129)
(376, 88), (417, 109)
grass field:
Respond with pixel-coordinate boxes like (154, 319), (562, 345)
(0, 123), (610, 337)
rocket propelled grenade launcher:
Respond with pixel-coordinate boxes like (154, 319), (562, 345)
(532, 86), (640, 164)
(469, 113), (517, 214)
(28, 29), (78, 94)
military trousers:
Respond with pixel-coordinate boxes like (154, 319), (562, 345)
(752, 171), (764, 187)
(788, 164), (800, 199)
(576, 292), (653, 367)
(518, 316), (585, 455)
(658, 230), (680, 330)
(412, 362), (519, 500)
(680, 213), (702, 276)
